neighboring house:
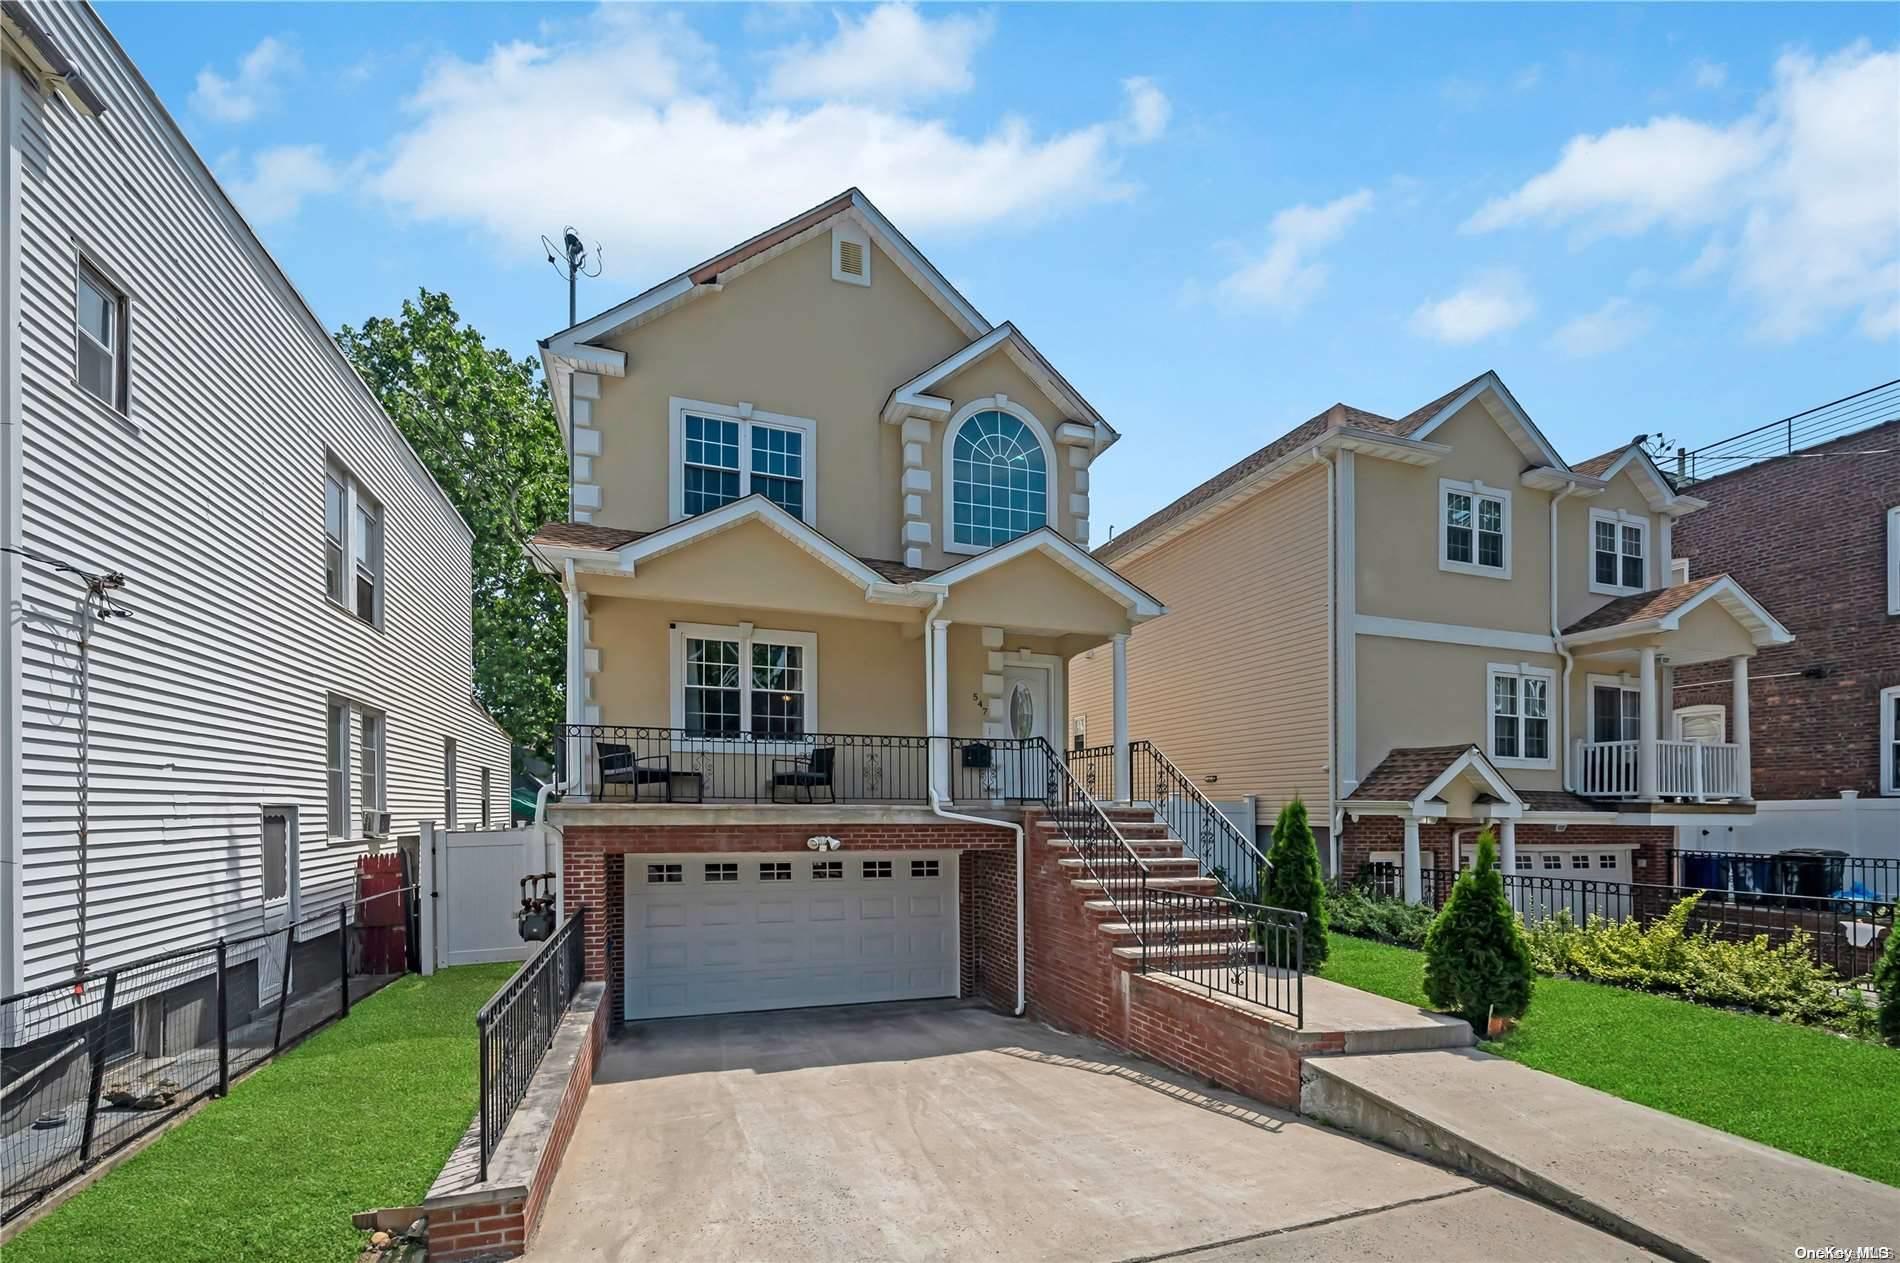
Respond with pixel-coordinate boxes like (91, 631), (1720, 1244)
(1670, 416), (1900, 860)
(0, 0), (508, 1043)
(1074, 371), (1795, 897)
(531, 189), (1168, 1023)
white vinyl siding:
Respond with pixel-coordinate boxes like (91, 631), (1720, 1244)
(2, 4), (510, 995)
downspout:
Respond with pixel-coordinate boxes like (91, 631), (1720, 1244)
(534, 558), (587, 825)
(1313, 448), (1341, 873)
(921, 591), (1025, 1017)
(1550, 482), (1579, 791)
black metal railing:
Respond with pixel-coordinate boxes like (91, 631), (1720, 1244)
(1035, 737), (1152, 947)
(1, 889), (408, 1224)
(1667, 849), (1898, 905)
(475, 909), (585, 1182)
(554, 727), (1055, 806)
(1146, 889), (1305, 1026)
(1361, 864), (1894, 977)
(1065, 743), (1115, 802)
(1128, 740), (1272, 904)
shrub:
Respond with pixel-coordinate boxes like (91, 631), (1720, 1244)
(1327, 882), (1437, 948)
(1871, 923), (1899, 1046)
(1423, 829), (1534, 1028)
(1260, 797), (1329, 967)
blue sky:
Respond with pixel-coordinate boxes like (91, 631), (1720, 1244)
(101, 2), (1898, 541)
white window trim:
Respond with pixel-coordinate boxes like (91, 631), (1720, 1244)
(941, 395), (1058, 556)
(1886, 506), (1899, 616)
(667, 398), (817, 525)
(324, 457), (384, 629)
(1673, 703), (1727, 743)
(1586, 672), (1642, 744)
(1486, 662), (1556, 769)
(325, 700), (352, 843)
(1437, 478), (1512, 579)
(831, 223), (871, 287)
(1670, 557), (1691, 586)
(668, 621), (818, 750)
(1881, 685), (1900, 796)
(324, 698), (387, 843)
(1588, 507), (1651, 596)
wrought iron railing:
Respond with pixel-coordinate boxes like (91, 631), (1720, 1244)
(1128, 740), (1272, 904)
(475, 909), (585, 1182)
(1146, 889), (1305, 1027)
(1034, 737), (1152, 947)
(554, 727), (1054, 806)
(1668, 849), (1899, 905)
(1065, 743), (1115, 801)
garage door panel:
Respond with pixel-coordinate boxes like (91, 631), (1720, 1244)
(625, 854), (959, 1020)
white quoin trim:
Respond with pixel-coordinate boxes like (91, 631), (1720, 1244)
(1112, 633), (1130, 802)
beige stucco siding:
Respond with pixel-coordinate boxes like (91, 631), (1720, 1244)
(1555, 470), (1661, 629)
(1355, 402), (1551, 637)
(583, 232), (1087, 567)
(1069, 467), (1329, 804)
(1355, 636), (1566, 791)
(940, 550), (1132, 639)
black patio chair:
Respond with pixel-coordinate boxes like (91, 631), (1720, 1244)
(597, 741), (672, 801)
(770, 746), (836, 804)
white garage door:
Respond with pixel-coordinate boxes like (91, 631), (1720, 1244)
(624, 853), (958, 1020)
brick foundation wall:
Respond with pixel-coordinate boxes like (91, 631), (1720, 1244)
(1125, 975), (1343, 1109)
(1339, 818), (1673, 884)
(1672, 421), (1900, 799)
(962, 849), (1020, 1012)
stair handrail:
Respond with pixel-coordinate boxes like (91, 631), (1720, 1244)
(1035, 737), (1152, 949)
(1129, 739), (1272, 904)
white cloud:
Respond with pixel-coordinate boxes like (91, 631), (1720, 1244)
(1410, 270), (1535, 344)
(369, 7), (1167, 275)
(1692, 59), (1728, 90)
(225, 144), (341, 224)
(1467, 41), (1899, 340)
(1550, 297), (1655, 356)
(1120, 76), (1170, 143)
(1214, 190), (1373, 313)
(764, 4), (993, 105)
(191, 36), (297, 123)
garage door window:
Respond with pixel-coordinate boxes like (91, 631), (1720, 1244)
(1598, 854), (1617, 869)
(760, 862), (792, 880)
(1541, 853), (1562, 870)
(1570, 853), (1590, 870)
(862, 860), (893, 879)
(813, 860), (843, 879)
(705, 862), (738, 882)
(648, 864), (683, 883)
(911, 859), (941, 878)
(1514, 852), (1532, 872)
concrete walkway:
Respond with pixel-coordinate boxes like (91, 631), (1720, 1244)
(527, 1002), (1652, 1262)
(1302, 1047), (1900, 1263)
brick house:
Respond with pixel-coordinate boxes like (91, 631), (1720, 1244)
(1671, 418), (1900, 858)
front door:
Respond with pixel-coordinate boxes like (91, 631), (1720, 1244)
(258, 806), (297, 1003)
(1000, 663), (1053, 798)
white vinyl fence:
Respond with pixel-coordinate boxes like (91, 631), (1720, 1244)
(419, 821), (560, 973)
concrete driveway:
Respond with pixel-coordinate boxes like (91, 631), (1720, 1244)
(528, 1002), (1656, 1262)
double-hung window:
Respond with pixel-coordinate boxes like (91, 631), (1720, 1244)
(1590, 509), (1649, 595)
(75, 261), (128, 411)
(324, 460), (384, 626)
(326, 701), (350, 838)
(359, 710), (385, 831)
(673, 622), (816, 740)
(1487, 664), (1554, 767)
(1440, 479), (1509, 577)
(671, 399), (814, 523)
(1881, 686), (1899, 796)
(1590, 677), (1642, 744)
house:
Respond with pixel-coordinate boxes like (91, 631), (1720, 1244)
(531, 189), (1172, 1023)
(0, 0), (508, 1046)
(1073, 371), (1795, 898)
(1670, 414), (1900, 861)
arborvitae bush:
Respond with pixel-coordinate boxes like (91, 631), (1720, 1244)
(1261, 797), (1329, 968)
(1875, 920), (1900, 1047)
(1422, 829), (1534, 1028)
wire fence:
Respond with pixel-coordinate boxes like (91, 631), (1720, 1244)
(1, 885), (413, 1225)
(1674, 379), (1900, 484)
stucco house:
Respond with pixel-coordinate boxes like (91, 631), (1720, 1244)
(1073, 371), (1796, 899)
(530, 190), (1177, 1023)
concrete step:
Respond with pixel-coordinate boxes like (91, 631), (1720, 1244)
(1044, 838), (1186, 856)
(1056, 856), (1200, 871)
(1071, 875), (1219, 893)
(1097, 918), (1252, 938)
(1299, 1048), (1900, 1262)
(1110, 940), (1251, 960)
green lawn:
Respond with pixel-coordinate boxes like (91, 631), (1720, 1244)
(6, 964), (517, 1263)
(1320, 935), (1900, 1187)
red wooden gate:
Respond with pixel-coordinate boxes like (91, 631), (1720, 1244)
(356, 852), (409, 975)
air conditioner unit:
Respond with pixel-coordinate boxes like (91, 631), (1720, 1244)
(362, 810), (392, 838)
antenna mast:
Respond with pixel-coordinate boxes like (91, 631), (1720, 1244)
(541, 226), (604, 520)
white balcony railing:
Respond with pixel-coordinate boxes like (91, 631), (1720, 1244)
(1573, 739), (1745, 802)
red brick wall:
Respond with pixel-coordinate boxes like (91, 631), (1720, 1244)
(962, 849), (1020, 1012)
(1672, 421), (1900, 799)
(1339, 818), (1673, 887)
(1124, 976), (1342, 1108)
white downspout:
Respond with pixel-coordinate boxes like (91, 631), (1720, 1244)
(921, 592), (1025, 1017)
(1314, 449), (1341, 873)
(1550, 483), (1579, 791)
(536, 558), (586, 824)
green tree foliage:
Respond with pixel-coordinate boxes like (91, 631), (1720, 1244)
(335, 291), (567, 766)
(1875, 921), (1900, 1046)
(1423, 828), (1534, 1027)
(1261, 797), (1329, 967)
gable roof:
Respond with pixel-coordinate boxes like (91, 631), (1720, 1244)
(882, 322), (1116, 444)
(1561, 573), (1794, 646)
(1343, 743), (1523, 812)
(928, 525), (1165, 619)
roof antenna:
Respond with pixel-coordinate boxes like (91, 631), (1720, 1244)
(541, 226), (603, 328)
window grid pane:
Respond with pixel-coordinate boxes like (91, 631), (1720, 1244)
(1445, 492), (1473, 564)
(685, 637), (742, 735)
(1621, 524), (1645, 590)
(683, 415), (742, 516)
(749, 641), (806, 738)
(952, 411), (1047, 548)
(1476, 497), (1504, 569)
(750, 426), (805, 518)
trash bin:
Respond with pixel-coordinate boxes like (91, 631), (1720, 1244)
(1775, 849), (1847, 899)
(1679, 852), (1722, 891)
(1731, 855), (1775, 902)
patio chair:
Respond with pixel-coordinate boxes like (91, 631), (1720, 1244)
(597, 741), (672, 801)
(770, 746), (836, 804)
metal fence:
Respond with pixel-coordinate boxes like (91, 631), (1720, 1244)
(1673, 379), (1899, 484)
(1145, 889), (1305, 1027)
(1667, 849), (1899, 905)
(1128, 740), (1272, 904)
(1065, 743), (1115, 801)
(555, 727), (1056, 806)
(475, 909), (586, 1183)
(1, 891), (408, 1224)
(1372, 865), (1894, 977)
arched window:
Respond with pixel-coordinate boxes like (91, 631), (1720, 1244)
(951, 410), (1047, 549)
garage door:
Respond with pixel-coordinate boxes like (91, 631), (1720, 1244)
(624, 853), (958, 1020)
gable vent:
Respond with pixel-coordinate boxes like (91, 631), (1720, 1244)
(838, 239), (864, 277)
(832, 226), (871, 287)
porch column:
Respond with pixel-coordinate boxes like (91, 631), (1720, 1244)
(1498, 818), (1517, 874)
(929, 619), (951, 801)
(1637, 646), (1660, 802)
(1111, 632), (1130, 803)
(1402, 817), (1423, 904)
(1731, 654), (1752, 801)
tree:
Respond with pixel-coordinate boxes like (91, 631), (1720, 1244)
(1261, 796), (1329, 968)
(335, 291), (567, 768)
(1423, 828), (1534, 1030)
(1875, 920), (1900, 1047)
